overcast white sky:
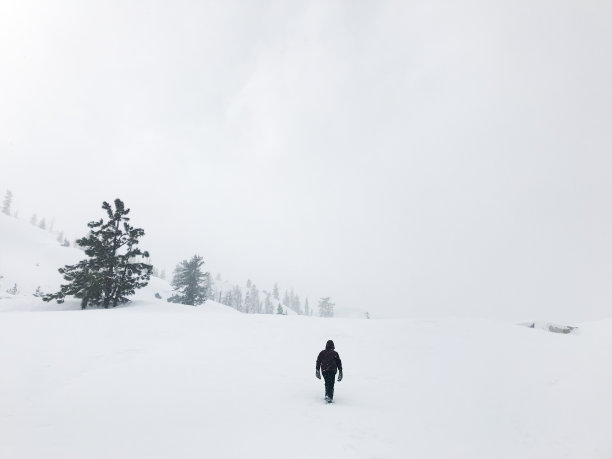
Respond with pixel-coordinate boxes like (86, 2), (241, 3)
(1, 0), (611, 320)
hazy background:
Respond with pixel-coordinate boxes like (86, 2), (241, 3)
(1, 0), (610, 320)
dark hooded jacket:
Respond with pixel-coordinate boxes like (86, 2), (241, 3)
(316, 340), (342, 373)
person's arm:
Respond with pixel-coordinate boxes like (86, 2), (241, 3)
(315, 351), (322, 379)
(336, 352), (343, 381)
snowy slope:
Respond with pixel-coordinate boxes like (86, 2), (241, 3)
(1, 212), (612, 458)
(0, 212), (83, 298)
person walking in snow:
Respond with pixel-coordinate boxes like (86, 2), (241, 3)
(316, 340), (343, 402)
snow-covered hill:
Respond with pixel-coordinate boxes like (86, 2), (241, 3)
(1, 212), (611, 458)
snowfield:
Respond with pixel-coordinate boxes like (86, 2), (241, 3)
(1, 214), (612, 458)
(1, 305), (611, 459)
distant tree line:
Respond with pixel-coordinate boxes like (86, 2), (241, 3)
(153, 262), (334, 316)
(209, 279), (310, 315)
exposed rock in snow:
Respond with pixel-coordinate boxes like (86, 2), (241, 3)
(519, 321), (578, 334)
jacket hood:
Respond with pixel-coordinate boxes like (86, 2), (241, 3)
(325, 340), (335, 350)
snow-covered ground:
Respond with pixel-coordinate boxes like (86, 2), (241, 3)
(1, 213), (611, 458)
(1, 304), (611, 458)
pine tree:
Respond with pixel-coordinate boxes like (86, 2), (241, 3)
(304, 297), (310, 316)
(30, 213), (37, 225)
(207, 274), (216, 300)
(167, 254), (209, 306)
(264, 292), (273, 314)
(223, 289), (233, 307)
(292, 293), (301, 315)
(38, 218), (46, 230)
(276, 303), (284, 315)
(43, 199), (152, 308)
(57, 232), (64, 243)
(244, 289), (251, 313)
(318, 297), (335, 318)
(232, 285), (243, 312)
(273, 283), (279, 300)
(2, 190), (12, 215)
(250, 284), (260, 313)
(283, 290), (290, 308)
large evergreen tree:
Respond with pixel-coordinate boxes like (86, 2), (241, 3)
(167, 254), (209, 306)
(43, 199), (152, 308)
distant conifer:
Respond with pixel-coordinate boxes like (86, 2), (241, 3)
(273, 283), (279, 300)
(264, 293), (273, 314)
(318, 297), (335, 318)
(167, 255), (209, 306)
(2, 190), (13, 215)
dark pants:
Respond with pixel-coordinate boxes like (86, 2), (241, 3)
(322, 370), (336, 399)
